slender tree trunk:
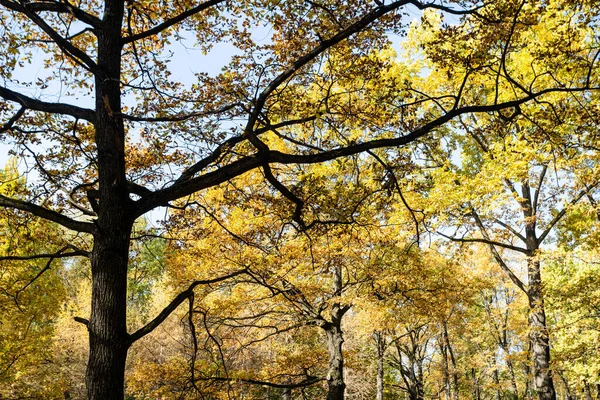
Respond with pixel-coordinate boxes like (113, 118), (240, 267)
(557, 372), (573, 400)
(524, 348), (533, 400)
(471, 369), (480, 400)
(443, 322), (459, 400)
(506, 353), (520, 400)
(324, 264), (347, 400)
(376, 332), (385, 400)
(86, 1), (131, 398)
(493, 367), (502, 400)
(283, 387), (291, 400)
(441, 336), (451, 400)
(527, 258), (556, 400)
(519, 178), (556, 400)
(583, 380), (592, 400)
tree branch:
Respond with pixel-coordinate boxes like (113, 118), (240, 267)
(18, 3), (99, 73)
(470, 210), (528, 294)
(135, 86), (598, 217)
(0, 193), (94, 233)
(196, 375), (324, 389)
(537, 183), (599, 244)
(122, 0), (227, 44)
(437, 230), (528, 254)
(0, 85), (96, 122)
(0, 107), (25, 133)
(243, 0), (412, 142)
(129, 268), (249, 343)
(0, 0), (101, 28)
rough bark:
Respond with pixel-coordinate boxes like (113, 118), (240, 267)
(522, 180), (556, 400)
(85, 0), (132, 398)
(326, 323), (346, 400)
(527, 258), (556, 400)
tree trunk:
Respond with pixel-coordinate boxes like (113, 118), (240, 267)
(326, 323), (346, 400)
(376, 332), (385, 400)
(583, 380), (592, 400)
(325, 264), (346, 400)
(86, 1), (130, 398)
(86, 224), (132, 399)
(493, 367), (502, 400)
(471, 369), (480, 400)
(441, 336), (450, 400)
(443, 322), (459, 400)
(527, 258), (556, 400)
(506, 353), (520, 400)
(557, 372), (573, 400)
(283, 387), (292, 400)
(524, 352), (533, 400)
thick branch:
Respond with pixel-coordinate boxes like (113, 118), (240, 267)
(243, 0), (412, 139)
(0, 249), (90, 261)
(0, 0), (101, 27)
(262, 164), (305, 228)
(0, 107), (25, 133)
(18, 4), (99, 72)
(0, 194), (94, 233)
(129, 268), (249, 343)
(0, 85), (96, 122)
(135, 87), (596, 217)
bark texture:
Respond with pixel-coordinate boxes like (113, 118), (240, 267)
(86, 0), (131, 398)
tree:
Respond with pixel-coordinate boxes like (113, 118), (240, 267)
(0, 159), (85, 398)
(0, 0), (598, 397)
(413, 3), (600, 396)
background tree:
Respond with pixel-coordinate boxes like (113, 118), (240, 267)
(0, 159), (86, 398)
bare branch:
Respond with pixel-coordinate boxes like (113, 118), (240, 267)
(74, 316), (89, 325)
(11, 245), (87, 302)
(437, 230), (528, 254)
(0, 249), (90, 261)
(492, 217), (526, 243)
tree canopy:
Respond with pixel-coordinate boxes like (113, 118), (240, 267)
(0, 0), (599, 398)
